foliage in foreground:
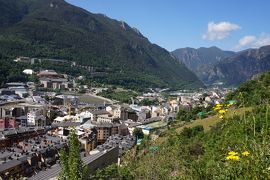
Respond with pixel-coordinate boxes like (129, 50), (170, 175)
(226, 71), (270, 106)
(97, 104), (270, 179)
(59, 128), (86, 180)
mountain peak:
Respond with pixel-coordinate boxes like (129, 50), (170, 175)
(171, 46), (236, 84)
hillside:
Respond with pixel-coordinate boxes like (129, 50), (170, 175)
(0, 0), (203, 90)
(93, 71), (270, 179)
(200, 45), (270, 86)
(171, 46), (235, 83)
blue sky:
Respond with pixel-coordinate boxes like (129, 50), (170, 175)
(66, 0), (270, 51)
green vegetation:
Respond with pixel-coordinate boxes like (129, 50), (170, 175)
(97, 88), (138, 103)
(138, 98), (159, 106)
(0, 59), (28, 86)
(176, 105), (213, 122)
(0, 0), (203, 90)
(59, 128), (86, 180)
(226, 71), (270, 106)
(133, 128), (144, 139)
(94, 71), (270, 179)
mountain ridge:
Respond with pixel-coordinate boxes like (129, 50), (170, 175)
(0, 0), (204, 90)
(202, 45), (270, 86)
(171, 46), (235, 84)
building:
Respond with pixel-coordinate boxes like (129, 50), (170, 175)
(106, 105), (121, 118)
(0, 134), (66, 179)
(23, 69), (34, 75)
(0, 117), (16, 130)
(39, 78), (70, 90)
(16, 116), (28, 127)
(14, 56), (31, 63)
(37, 70), (72, 90)
(90, 122), (120, 144)
(120, 107), (138, 121)
(27, 109), (46, 126)
(88, 110), (111, 122)
(0, 89), (16, 96)
(137, 109), (151, 122)
(28, 147), (119, 180)
(97, 114), (119, 123)
(8, 86), (28, 98)
(37, 70), (59, 79)
(79, 129), (97, 152)
(97, 134), (135, 156)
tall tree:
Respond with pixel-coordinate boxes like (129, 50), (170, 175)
(59, 128), (84, 180)
(133, 128), (144, 139)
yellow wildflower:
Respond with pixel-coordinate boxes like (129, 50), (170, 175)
(242, 151), (250, 156)
(219, 115), (224, 119)
(218, 109), (226, 114)
(228, 151), (238, 156)
(267, 167), (270, 171)
(226, 155), (240, 161)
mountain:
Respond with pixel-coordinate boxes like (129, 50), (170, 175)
(171, 46), (235, 78)
(0, 0), (203, 90)
(202, 45), (270, 86)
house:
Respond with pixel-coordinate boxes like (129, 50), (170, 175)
(37, 70), (59, 79)
(88, 110), (111, 122)
(39, 78), (70, 90)
(8, 86), (28, 98)
(137, 109), (151, 122)
(16, 116), (28, 127)
(14, 56), (31, 63)
(0, 89), (16, 96)
(86, 122), (120, 144)
(106, 105), (121, 118)
(27, 109), (46, 126)
(97, 114), (119, 123)
(169, 99), (180, 112)
(120, 107), (138, 121)
(32, 96), (47, 105)
(151, 106), (162, 117)
(0, 117), (16, 130)
(79, 129), (97, 152)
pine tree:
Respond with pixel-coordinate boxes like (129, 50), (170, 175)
(59, 128), (84, 180)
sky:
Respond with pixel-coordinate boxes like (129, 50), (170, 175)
(66, 0), (270, 52)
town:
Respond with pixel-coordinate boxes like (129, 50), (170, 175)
(0, 57), (230, 179)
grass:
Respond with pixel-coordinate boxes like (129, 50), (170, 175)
(155, 107), (252, 145)
(78, 94), (111, 104)
(175, 107), (252, 132)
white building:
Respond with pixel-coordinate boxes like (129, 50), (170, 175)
(27, 109), (46, 126)
(23, 69), (34, 75)
(97, 114), (118, 123)
(106, 105), (121, 118)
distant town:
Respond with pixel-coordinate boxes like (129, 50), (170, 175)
(0, 56), (232, 179)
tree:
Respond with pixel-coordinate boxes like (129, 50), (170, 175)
(133, 128), (144, 139)
(59, 128), (84, 180)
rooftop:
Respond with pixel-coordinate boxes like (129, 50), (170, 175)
(29, 147), (118, 180)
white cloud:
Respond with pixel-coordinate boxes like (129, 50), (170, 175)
(253, 33), (270, 48)
(202, 21), (241, 40)
(234, 33), (270, 50)
(239, 36), (256, 46)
